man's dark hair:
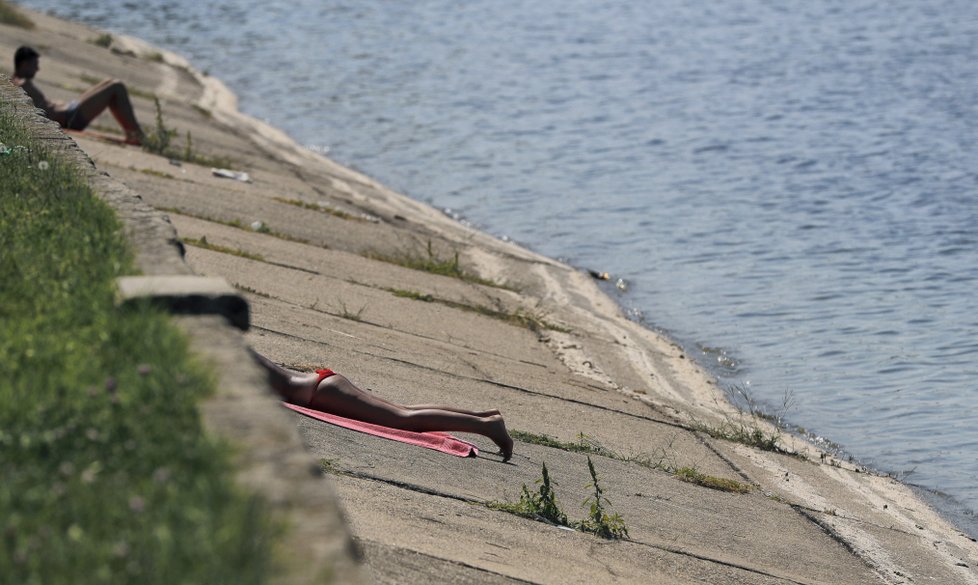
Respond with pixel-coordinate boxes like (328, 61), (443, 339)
(14, 46), (40, 70)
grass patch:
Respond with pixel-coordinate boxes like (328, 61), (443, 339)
(693, 385), (795, 455)
(0, 104), (279, 582)
(389, 288), (435, 302)
(273, 197), (361, 221)
(511, 431), (618, 459)
(233, 284), (272, 299)
(384, 288), (566, 332)
(145, 51), (165, 63)
(368, 240), (506, 289)
(0, 0), (34, 28)
(192, 104), (213, 119)
(578, 457), (629, 539)
(183, 236), (264, 261)
(89, 33), (113, 48)
(488, 462), (569, 527)
(131, 166), (175, 180)
(674, 467), (752, 494)
(157, 207), (313, 246)
(511, 431), (750, 494)
(141, 98), (237, 169)
(338, 302), (367, 322)
(488, 459), (628, 539)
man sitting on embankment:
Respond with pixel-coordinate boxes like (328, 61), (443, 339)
(10, 45), (144, 145)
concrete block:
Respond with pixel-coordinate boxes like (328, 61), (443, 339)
(116, 275), (249, 331)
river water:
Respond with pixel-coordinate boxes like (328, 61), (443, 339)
(25, 0), (978, 535)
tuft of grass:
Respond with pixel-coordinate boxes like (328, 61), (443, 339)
(674, 467), (752, 494)
(140, 99), (236, 168)
(183, 236), (264, 261)
(510, 431), (748, 494)
(0, 0), (34, 29)
(488, 462), (568, 527)
(145, 51), (165, 63)
(273, 197), (361, 221)
(384, 288), (566, 332)
(89, 33), (113, 48)
(695, 384), (795, 455)
(0, 104), (279, 583)
(142, 97), (174, 156)
(511, 431), (618, 459)
(388, 288), (434, 302)
(488, 459), (629, 539)
(577, 457), (629, 539)
(338, 302), (367, 322)
(368, 240), (506, 289)
(233, 284), (271, 299)
(131, 166), (174, 180)
(157, 207), (313, 246)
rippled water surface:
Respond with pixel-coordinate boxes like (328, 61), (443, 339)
(25, 0), (978, 533)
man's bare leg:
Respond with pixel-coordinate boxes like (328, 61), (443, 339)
(76, 79), (144, 144)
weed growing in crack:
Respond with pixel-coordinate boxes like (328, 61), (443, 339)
(695, 384), (796, 455)
(339, 302), (367, 322)
(577, 457), (629, 539)
(488, 460), (629, 539)
(488, 462), (568, 526)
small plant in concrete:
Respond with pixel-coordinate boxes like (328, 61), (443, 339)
(369, 240), (507, 289)
(576, 457), (629, 539)
(90, 33), (113, 48)
(143, 97), (175, 156)
(695, 384), (796, 455)
(489, 462), (569, 527)
(339, 301), (367, 322)
(140, 100), (237, 168)
(674, 466), (751, 494)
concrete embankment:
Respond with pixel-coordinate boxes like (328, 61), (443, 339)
(4, 4), (978, 583)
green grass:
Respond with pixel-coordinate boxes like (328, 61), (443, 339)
(141, 98), (237, 169)
(0, 0), (34, 29)
(90, 33), (113, 48)
(368, 240), (508, 289)
(692, 385), (797, 456)
(511, 431), (751, 494)
(273, 197), (361, 221)
(487, 462), (569, 527)
(511, 431), (618, 459)
(183, 236), (265, 261)
(1, 105), (279, 583)
(578, 457), (629, 539)
(674, 467), (752, 494)
(157, 207), (313, 246)
(132, 166), (175, 180)
(488, 459), (629, 539)
(385, 288), (566, 332)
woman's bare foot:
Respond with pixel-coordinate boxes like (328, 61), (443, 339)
(486, 414), (514, 462)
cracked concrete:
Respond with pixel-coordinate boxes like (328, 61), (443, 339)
(5, 5), (978, 583)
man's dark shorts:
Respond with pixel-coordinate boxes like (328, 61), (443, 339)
(62, 100), (88, 130)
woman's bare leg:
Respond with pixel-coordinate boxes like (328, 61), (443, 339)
(311, 374), (513, 461)
(404, 404), (501, 417)
(248, 352), (513, 460)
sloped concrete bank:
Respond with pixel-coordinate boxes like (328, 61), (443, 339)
(5, 4), (978, 583)
(1, 80), (364, 584)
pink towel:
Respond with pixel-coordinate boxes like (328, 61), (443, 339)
(283, 402), (479, 458)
